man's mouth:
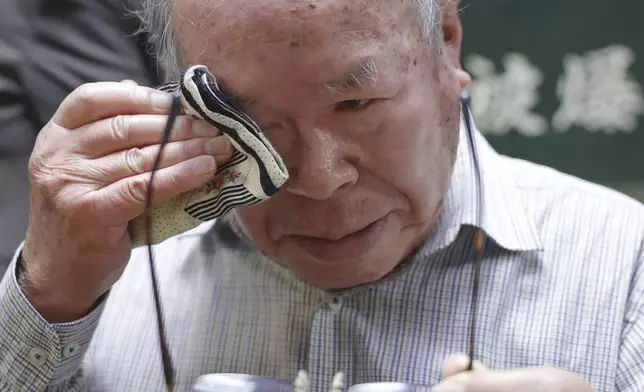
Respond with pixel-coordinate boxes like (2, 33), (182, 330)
(294, 219), (380, 241)
(286, 214), (391, 262)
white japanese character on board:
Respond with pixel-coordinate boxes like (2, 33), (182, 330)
(552, 44), (644, 134)
(465, 53), (548, 137)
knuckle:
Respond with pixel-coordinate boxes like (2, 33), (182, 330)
(42, 173), (67, 196)
(129, 85), (151, 106)
(109, 115), (130, 141)
(28, 160), (72, 211)
(27, 152), (44, 180)
(72, 83), (99, 110)
(126, 85), (140, 104)
(179, 139), (198, 157)
(28, 155), (58, 189)
(126, 176), (149, 205)
(124, 147), (144, 175)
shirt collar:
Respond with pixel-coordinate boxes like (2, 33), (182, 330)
(427, 110), (544, 253)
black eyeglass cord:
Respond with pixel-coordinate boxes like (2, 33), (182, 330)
(146, 94), (181, 392)
(146, 92), (485, 390)
(460, 94), (485, 372)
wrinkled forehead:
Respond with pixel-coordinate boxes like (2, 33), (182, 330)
(173, 0), (419, 72)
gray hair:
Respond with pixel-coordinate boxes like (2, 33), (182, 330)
(134, 0), (442, 81)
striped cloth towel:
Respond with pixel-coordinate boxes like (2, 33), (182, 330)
(129, 65), (289, 246)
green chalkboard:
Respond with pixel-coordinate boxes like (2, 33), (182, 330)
(460, 0), (644, 200)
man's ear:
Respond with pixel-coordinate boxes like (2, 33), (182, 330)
(440, 1), (471, 90)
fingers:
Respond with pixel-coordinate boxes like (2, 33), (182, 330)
(92, 155), (218, 223)
(87, 136), (233, 183)
(433, 368), (531, 392)
(434, 363), (592, 392)
(73, 116), (224, 157)
(74, 114), (193, 156)
(52, 82), (174, 130)
(441, 354), (487, 380)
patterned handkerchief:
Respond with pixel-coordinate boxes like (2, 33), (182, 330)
(129, 65), (289, 246)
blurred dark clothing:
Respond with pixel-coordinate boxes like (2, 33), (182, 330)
(0, 0), (163, 272)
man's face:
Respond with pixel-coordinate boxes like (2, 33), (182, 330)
(175, 0), (468, 288)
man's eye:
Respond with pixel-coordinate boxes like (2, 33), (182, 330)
(336, 99), (371, 111)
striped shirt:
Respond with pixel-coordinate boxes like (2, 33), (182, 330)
(1, 123), (643, 392)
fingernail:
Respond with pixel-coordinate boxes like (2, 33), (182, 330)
(205, 137), (232, 157)
(191, 156), (216, 175)
(151, 91), (173, 108)
(192, 119), (220, 137)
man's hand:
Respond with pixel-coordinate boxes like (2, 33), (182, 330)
(433, 354), (593, 392)
(20, 80), (233, 323)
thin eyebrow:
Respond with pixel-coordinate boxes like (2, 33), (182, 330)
(323, 60), (378, 94)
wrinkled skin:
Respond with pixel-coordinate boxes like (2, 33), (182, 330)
(174, 0), (469, 289)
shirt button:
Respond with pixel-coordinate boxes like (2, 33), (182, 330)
(62, 342), (81, 359)
(28, 348), (48, 367)
(329, 297), (343, 312)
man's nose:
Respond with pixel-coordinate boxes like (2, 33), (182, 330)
(284, 127), (358, 200)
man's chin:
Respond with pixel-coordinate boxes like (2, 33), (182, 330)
(289, 255), (399, 290)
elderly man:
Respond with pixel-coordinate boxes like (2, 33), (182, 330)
(0, 0), (643, 391)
